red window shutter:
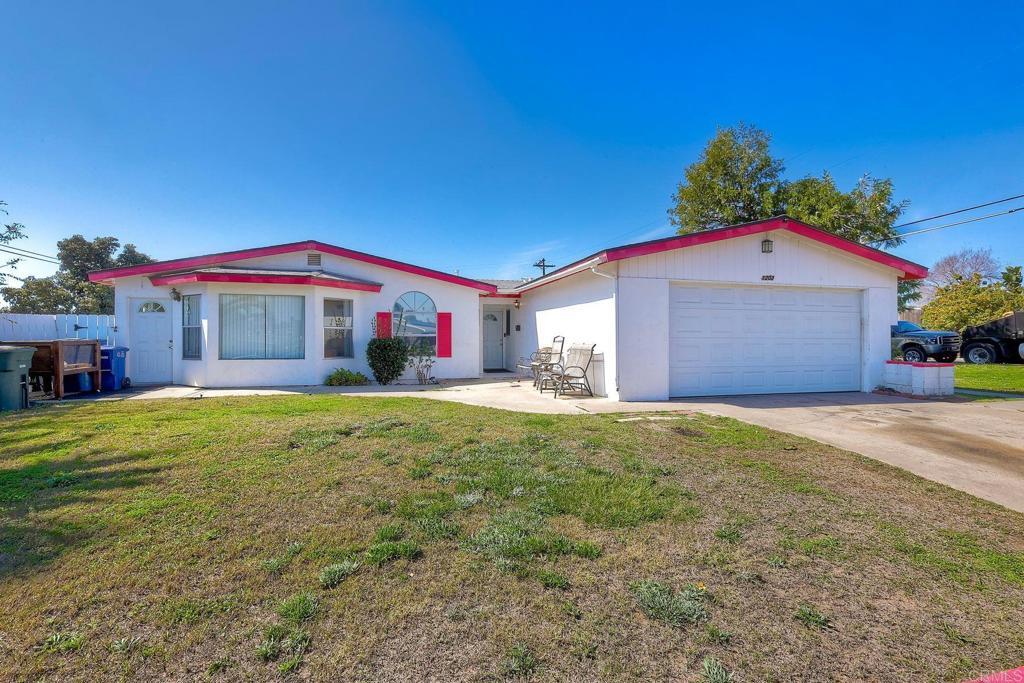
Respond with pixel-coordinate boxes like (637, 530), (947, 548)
(437, 312), (452, 357)
(376, 312), (392, 338)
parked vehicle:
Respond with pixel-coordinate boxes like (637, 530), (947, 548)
(960, 310), (1024, 364)
(890, 321), (961, 363)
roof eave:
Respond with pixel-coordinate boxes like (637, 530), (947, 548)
(88, 239), (497, 293)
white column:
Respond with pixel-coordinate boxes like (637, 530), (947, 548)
(617, 278), (670, 401)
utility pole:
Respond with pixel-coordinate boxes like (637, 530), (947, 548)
(532, 258), (556, 276)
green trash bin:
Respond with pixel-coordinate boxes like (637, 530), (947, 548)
(0, 345), (35, 412)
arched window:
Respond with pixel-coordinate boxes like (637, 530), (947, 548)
(137, 301), (166, 313)
(393, 291), (436, 355)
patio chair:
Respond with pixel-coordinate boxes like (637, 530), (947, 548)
(515, 336), (565, 388)
(538, 343), (596, 397)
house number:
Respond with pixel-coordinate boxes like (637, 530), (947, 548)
(761, 275), (775, 281)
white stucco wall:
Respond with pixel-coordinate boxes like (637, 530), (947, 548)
(111, 250), (483, 387)
(517, 269), (617, 398)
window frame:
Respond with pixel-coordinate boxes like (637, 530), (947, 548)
(218, 293), (306, 361)
(323, 298), (354, 359)
(393, 291), (437, 356)
(182, 294), (202, 360)
(137, 301), (166, 313)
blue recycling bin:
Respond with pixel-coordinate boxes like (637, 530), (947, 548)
(100, 346), (129, 391)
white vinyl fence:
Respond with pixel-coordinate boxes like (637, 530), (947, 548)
(0, 313), (118, 346)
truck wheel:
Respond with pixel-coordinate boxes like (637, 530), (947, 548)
(902, 346), (927, 363)
(936, 353), (957, 363)
(963, 344), (997, 364)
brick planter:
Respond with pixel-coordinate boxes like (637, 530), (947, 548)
(883, 360), (955, 397)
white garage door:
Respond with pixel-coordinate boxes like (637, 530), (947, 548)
(669, 284), (862, 397)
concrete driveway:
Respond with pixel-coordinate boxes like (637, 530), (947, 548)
(677, 392), (1024, 514)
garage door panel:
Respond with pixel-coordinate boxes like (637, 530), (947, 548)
(669, 284), (862, 397)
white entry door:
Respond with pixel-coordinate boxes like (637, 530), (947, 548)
(130, 299), (173, 384)
(483, 312), (504, 369)
(669, 284), (862, 397)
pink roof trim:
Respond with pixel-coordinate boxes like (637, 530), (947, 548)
(514, 216), (928, 294)
(89, 240), (497, 293)
(886, 360), (955, 368)
(149, 272), (383, 292)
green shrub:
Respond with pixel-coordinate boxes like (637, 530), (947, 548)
(366, 337), (409, 385)
(324, 368), (371, 386)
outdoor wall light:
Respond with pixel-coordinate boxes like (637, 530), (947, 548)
(169, 287), (182, 302)
(513, 299), (521, 309)
(761, 238), (774, 254)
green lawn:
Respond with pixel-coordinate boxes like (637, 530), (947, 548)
(954, 363), (1024, 393)
(2, 396), (1023, 681)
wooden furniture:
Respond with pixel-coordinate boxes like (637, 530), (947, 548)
(0, 339), (101, 399)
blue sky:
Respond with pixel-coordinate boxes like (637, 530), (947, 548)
(2, 1), (1023, 284)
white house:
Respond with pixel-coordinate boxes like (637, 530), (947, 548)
(89, 216), (927, 400)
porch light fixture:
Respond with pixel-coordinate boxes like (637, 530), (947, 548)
(761, 238), (774, 254)
(513, 299), (521, 309)
(169, 287), (182, 302)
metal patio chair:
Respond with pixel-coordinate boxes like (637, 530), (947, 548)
(538, 343), (596, 397)
(516, 336), (565, 388)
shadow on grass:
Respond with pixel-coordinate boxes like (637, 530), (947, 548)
(0, 450), (164, 577)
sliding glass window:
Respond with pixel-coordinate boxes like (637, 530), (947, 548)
(219, 294), (305, 360)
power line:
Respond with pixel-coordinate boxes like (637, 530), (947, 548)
(0, 246), (60, 265)
(894, 193), (1024, 228)
(878, 206), (1023, 243)
(0, 243), (59, 261)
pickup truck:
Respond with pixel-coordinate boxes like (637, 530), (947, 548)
(890, 321), (961, 363)
(960, 310), (1024, 364)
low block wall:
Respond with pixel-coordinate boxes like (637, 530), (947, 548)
(883, 360), (954, 397)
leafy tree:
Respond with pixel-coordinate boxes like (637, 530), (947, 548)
(782, 174), (907, 249)
(928, 248), (999, 288)
(921, 269), (1024, 331)
(668, 124), (907, 247)
(0, 200), (27, 286)
(897, 280), (922, 313)
(0, 234), (154, 314)
(668, 123), (785, 232)
(1001, 265), (1022, 293)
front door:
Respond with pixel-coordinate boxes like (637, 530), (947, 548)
(130, 299), (173, 384)
(483, 312), (504, 370)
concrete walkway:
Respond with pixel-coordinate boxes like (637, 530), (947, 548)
(72, 378), (1024, 513)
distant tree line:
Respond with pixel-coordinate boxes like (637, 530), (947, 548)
(0, 201), (154, 315)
